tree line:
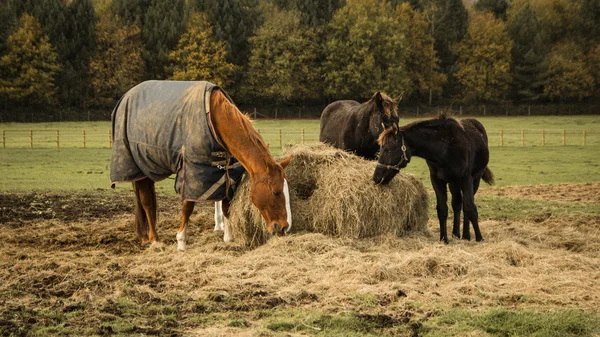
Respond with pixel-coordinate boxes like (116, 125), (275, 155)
(0, 0), (599, 120)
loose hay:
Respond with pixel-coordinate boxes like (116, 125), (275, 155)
(228, 144), (429, 247)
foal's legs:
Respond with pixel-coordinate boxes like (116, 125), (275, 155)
(461, 176), (483, 241)
(133, 178), (159, 244)
(449, 182), (462, 239)
(176, 200), (195, 251)
(462, 176), (483, 240)
(430, 175), (449, 243)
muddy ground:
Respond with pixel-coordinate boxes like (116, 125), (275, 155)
(0, 184), (599, 336)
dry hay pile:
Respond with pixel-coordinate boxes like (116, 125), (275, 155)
(228, 144), (429, 247)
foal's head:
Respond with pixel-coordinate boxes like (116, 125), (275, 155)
(373, 124), (412, 185)
(368, 92), (401, 138)
(249, 154), (293, 235)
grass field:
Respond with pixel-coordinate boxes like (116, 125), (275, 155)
(1, 117), (600, 336)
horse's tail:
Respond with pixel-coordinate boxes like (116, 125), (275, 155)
(132, 180), (155, 239)
(482, 167), (495, 186)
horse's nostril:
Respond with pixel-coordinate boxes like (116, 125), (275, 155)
(272, 223), (280, 234)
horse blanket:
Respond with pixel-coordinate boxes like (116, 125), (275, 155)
(110, 80), (246, 201)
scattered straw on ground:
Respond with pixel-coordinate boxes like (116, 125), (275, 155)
(228, 144), (429, 247)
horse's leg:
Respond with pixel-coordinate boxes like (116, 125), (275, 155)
(462, 176), (483, 240)
(214, 200), (224, 231)
(221, 198), (233, 242)
(430, 175), (449, 243)
(176, 200), (195, 251)
(449, 181), (462, 239)
(133, 178), (159, 244)
(462, 176), (483, 242)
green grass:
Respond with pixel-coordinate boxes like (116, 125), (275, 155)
(421, 307), (600, 337)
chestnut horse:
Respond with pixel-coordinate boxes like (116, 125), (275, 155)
(110, 81), (292, 250)
(373, 113), (494, 243)
(319, 92), (401, 159)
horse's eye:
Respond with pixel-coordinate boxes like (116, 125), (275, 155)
(272, 191), (280, 196)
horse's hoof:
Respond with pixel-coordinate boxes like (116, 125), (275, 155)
(177, 242), (186, 251)
(440, 238), (449, 244)
(462, 236), (471, 241)
(476, 237), (484, 242)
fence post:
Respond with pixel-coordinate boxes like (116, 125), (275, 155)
(253, 107), (257, 119)
(302, 128), (305, 144)
(2, 130), (5, 148)
(108, 129), (112, 148)
(500, 129), (503, 147)
(521, 130), (524, 146)
(83, 129), (86, 148)
(30, 130), (33, 148)
(56, 130), (60, 148)
(542, 129), (545, 146)
(562, 129), (566, 146)
(279, 128), (282, 149)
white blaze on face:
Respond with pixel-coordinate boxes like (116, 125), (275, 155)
(214, 200), (224, 231)
(283, 179), (292, 233)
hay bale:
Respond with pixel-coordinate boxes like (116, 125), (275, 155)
(228, 144), (429, 247)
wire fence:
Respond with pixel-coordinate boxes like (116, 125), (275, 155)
(1, 128), (599, 149)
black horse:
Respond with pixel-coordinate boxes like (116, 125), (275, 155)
(373, 113), (494, 243)
(319, 92), (401, 159)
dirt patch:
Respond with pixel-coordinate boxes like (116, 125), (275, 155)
(479, 182), (600, 204)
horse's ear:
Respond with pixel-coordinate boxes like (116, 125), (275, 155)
(373, 92), (384, 113)
(279, 154), (293, 169)
(393, 93), (403, 104)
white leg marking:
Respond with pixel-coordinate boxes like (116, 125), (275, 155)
(214, 200), (224, 231)
(176, 228), (186, 251)
(223, 216), (233, 242)
(284, 179), (292, 233)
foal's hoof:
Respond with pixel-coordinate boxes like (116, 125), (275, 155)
(476, 237), (485, 242)
(440, 237), (449, 244)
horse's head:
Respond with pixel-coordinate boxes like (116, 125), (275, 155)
(369, 92), (402, 137)
(373, 124), (411, 185)
(249, 154), (293, 235)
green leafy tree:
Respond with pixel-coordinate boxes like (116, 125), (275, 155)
(21, 0), (97, 108)
(192, 0), (263, 67)
(142, 0), (186, 79)
(507, 0), (548, 102)
(271, 0), (344, 26)
(455, 11), (512, 104)
(543, 41), (594, 101)
(323, 0), (408, 99)
(169, 12), (235, 86)
(531, 0), (580, 45)
(246, 5), (321, 103)
(474, 0), (509, 20)
(0, 0), (19, 53)
(108, 0), (186, 79)
(420, 0), (469, 99)
(395, 3), (446, 103)
(577, 0), (600, 51)
(0, 14), (60, 107)
(88, 12), (145, 106)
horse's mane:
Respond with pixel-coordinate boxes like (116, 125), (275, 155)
(378, 112), (464, 145)
(212, 90), (274, 168)
(402, 111), (464, 131)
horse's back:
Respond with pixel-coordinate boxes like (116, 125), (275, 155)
(111, 81), (228, 199)
(319, 100), (361, 145)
